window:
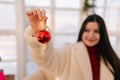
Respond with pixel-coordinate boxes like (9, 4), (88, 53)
(0, 0), (17, 79)
(95, 0), (120, 57)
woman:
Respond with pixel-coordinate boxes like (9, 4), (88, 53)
(24, 8), (120, 80)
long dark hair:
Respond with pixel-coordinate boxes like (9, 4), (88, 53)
(77, 14), (120, 79)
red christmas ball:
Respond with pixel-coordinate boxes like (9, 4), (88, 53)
(37, 30), (51, 44)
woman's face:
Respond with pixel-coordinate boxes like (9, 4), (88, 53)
(82, 22), (100, 47)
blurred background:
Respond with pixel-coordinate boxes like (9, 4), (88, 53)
(0, 0), (120, 80)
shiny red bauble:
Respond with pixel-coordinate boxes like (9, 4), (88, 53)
(37, 30), (51, 44)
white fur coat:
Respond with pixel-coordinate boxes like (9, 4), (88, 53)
(23, 27), (114, 80)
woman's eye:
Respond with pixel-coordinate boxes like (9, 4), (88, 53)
(94, 30), (100, 33)
(84, 29), (89, 32)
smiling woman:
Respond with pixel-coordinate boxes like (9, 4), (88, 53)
(0, 0), (120, 80)
(24, 6), (120, 80)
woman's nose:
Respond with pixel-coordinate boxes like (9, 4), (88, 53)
(89, 31), (94, 37)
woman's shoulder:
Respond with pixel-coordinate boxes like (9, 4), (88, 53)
(63, 41), (86, 51)
(62, 41), (87, 55)
(54, 42), (84, 51)
(72, 41), (86, 48)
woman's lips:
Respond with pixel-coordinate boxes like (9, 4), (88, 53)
(87, 39), (95, 42)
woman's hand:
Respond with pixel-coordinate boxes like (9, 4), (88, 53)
(26, 8), (48, 34)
